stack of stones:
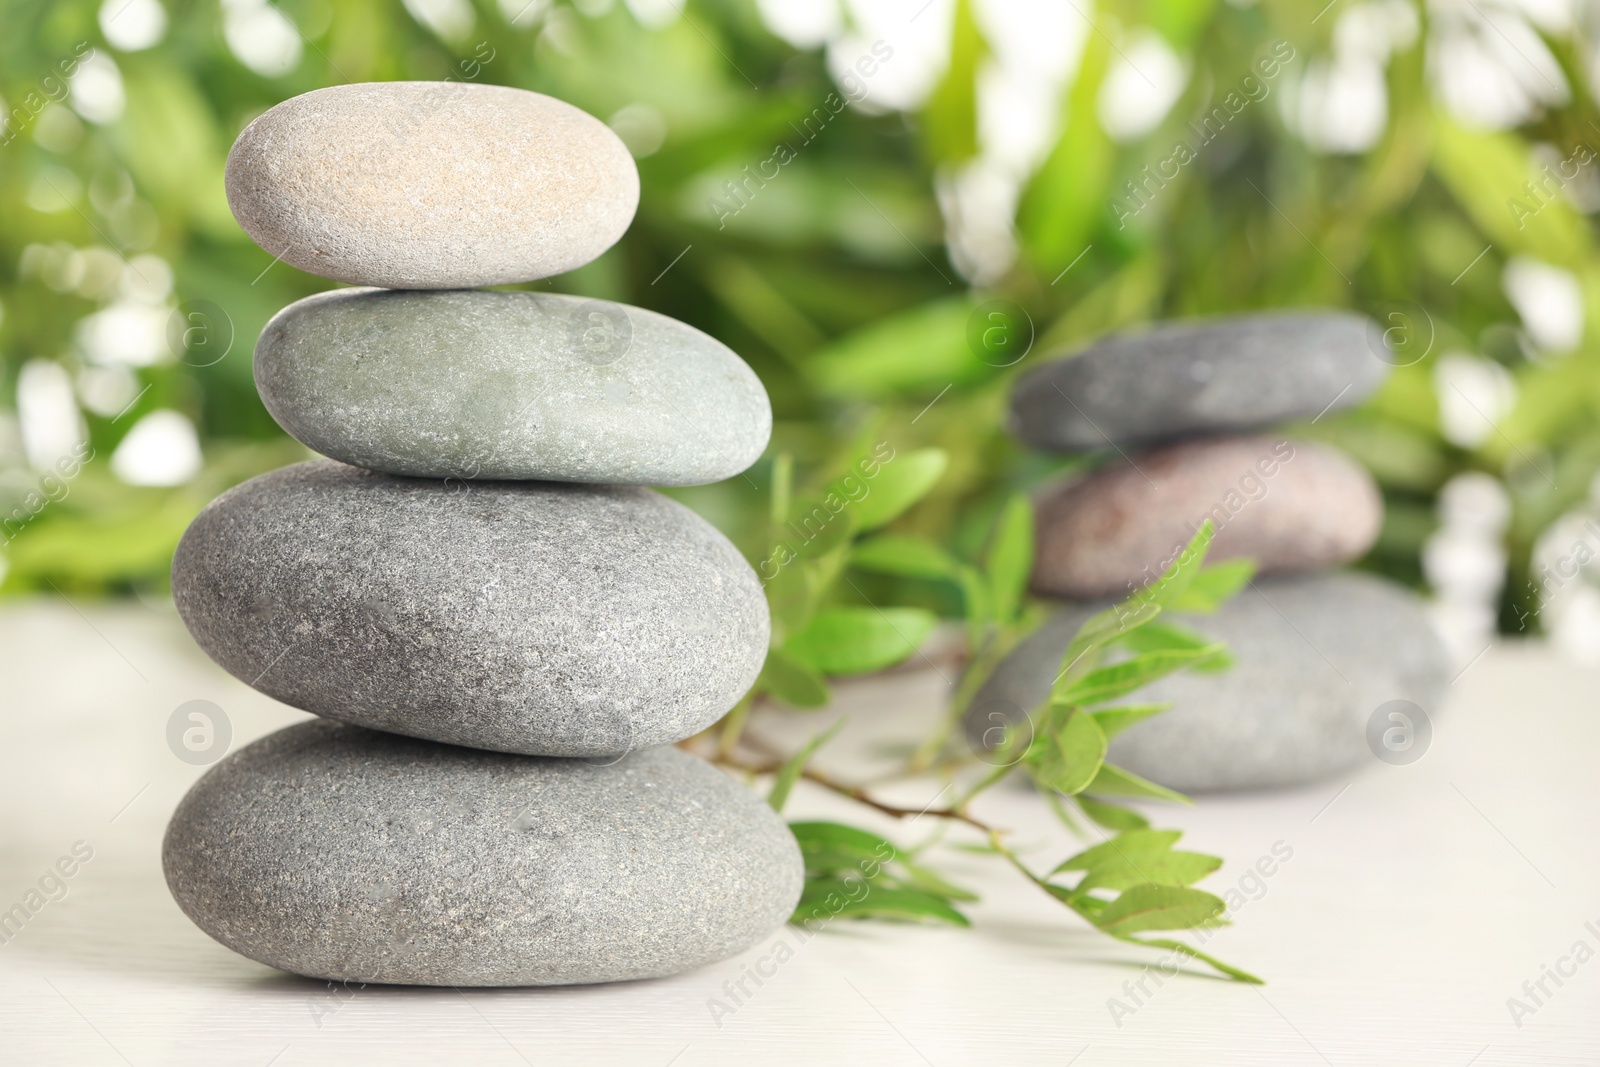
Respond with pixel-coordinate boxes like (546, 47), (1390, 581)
(161, 83), (802, 986)
(966, 314), (1451, 791)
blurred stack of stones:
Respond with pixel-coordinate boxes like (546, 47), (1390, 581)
(967, 314), (1451, 791)
(161, 83), (801, 986)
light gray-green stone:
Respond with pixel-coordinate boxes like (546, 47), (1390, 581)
(163, 722), (804, 986)
(172, 461), (768, 756)
(254, 289), (771, 485)
(964, 572), (1450, 791)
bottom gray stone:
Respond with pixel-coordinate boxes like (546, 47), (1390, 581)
(963, 571), (1451, 792)
(163, 721), (803, 986)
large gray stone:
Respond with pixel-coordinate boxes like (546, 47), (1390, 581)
(172, 461), (768, 756)
(255, 288), (770, 485)
(963, 572), (1451, 791)
(163, 721), (803, 986)
(1010, 311), (1386, 450)
(1032, 435), (1382, 599)
(225, 83), (638, 288)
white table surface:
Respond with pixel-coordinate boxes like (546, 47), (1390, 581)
(0, 597), (1596, 1066)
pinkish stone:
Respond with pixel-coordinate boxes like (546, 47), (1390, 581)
(1032, 435), (1382, 599)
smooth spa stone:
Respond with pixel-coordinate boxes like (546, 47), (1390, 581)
(170, 461), (768, 756)
(255, 288), (771, 485)
(1030, 435), (1382, 600)
(224, 82), (639, 288)
(163, 721), (804, 986)
(1009, 311), (1387, 450)
(962, 572), (1451, 792)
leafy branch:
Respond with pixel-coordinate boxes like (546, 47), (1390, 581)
(708, 436), (1264, 983)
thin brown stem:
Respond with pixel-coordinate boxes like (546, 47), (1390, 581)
(714, 752), (999, 834)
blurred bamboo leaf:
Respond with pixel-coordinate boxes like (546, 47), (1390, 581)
(854, 448), (949, 530)
(805, 298), (982, 398)
(783, 605), (937, 675)
(921, 0), (985, 165)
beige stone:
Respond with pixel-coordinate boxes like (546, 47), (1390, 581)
(225, 82), (638, 288)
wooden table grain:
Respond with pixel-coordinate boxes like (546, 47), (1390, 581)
(0, 599), (1595, 1066)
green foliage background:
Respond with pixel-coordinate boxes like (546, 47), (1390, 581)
(2, 0), (1596, 633)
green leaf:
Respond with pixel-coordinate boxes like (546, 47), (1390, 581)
(783, 606), (938, 676)
(1431, 115), (1590, 265)
(1071, 851), (1223, 894)
(790, 821), (898, 874)
(785, 498), (858, 559)
(1117, 623), (1232, 672)
(116, 66), (234, 236)
(1120, 935), (1264, 984)
(768, 452), (793, 530)
(1044, 789), (1086, 834)
(851, 534), (964, 581)
(794, 879), (971, 926)
(1028, 708), (1107, 796)
(1077, 795), (1149, 831)
(854, 449), (949, 531)
(984, 494), (1033, 625)
(1133, 523), (1217, 610)
(921, 0), (986, 163)
(1017, 29), (1114, 273)
(1166, 558), (1257, 614)
(1090, 703), (1172, 738)
(764, 556), (814, 636)
(899, 860), (980, 903)
(1087, 764), (1191, 805)
(806, 298), (984, 399)
(1053, 829), (1182, 873)
(1054, 645), (1226, 706)
(956, 565), (991, 641)
(788, 821), (973, 927)
(1091, 885), (1228, 936)
(760, 647), (831, 709)
(767, 719), (844, 813)
(1051, 597), (1165, 692)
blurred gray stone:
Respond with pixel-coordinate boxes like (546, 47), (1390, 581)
(172, 461), (768, 756)
(1032, 436), (1382, 599)
(255, 288), (770, 485)
(1010, 311), (1386, 450)
(164, 721), (803, 986)
(225, 82), (638, 288)
(963, 572), (1451, 792)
